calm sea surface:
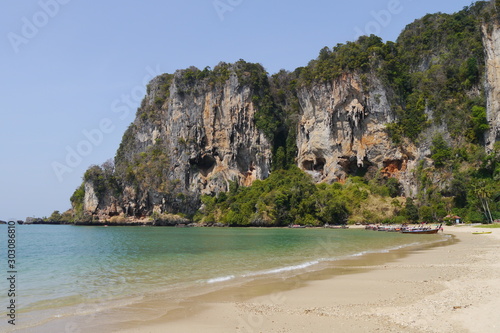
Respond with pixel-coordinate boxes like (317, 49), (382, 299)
(0, 224), (449, 332)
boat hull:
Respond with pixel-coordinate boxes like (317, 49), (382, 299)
(401, 229), (440, 234)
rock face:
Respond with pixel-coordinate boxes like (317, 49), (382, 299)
(295, 72), (419, 196)
(82, 67), (416, 218)
(297, 73), (390, 179)
(83, 182), (99, 213)
(84, 65), (273, 218)
(483, 20), (500, 151)
(157, 72), (272, 194)
(79, 5), (500, 219)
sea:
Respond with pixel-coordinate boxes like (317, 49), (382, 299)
(0, 224), (451, 332)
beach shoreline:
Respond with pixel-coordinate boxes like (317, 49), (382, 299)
(113, 225), (500, 333)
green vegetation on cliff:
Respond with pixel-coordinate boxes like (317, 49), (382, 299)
(392, 3), (488, 142)
(68, 1), (500, 225)
(298, 34), (387, 84)
(196, 167), (409, 226)
(294, 3), (489, 143)
(191, 1), (499, 226)
(149, 60), (294, 169)
(416, 142), (500, 223)
(196, 141), (500, 225)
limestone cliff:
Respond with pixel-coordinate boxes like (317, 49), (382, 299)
(483, 19), (500, 150)
(83, 63), (273, 218)
(75, 2), (500, 221)
(295, 72), (417, 195)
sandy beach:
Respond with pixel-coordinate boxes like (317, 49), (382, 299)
(115, 225), (500, 333)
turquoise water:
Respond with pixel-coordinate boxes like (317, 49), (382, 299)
(0, 225), (449, 332)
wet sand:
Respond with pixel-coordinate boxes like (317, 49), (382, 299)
(111, 225), (500, 333)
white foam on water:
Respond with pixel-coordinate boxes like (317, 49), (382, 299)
(206, 275), (236, 284)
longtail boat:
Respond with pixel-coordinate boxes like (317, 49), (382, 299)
(401, 224), (442, 234)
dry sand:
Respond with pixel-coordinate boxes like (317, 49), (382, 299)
(116, 225), (500, 333)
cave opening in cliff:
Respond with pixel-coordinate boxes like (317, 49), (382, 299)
(338, 156), (372, 177)
(302, 157), (326, 173)
(236, 147), (257, 175)
(382, 159), (404, 174)
(189, 154), (216, 177)
(314, 158), (326, 171)
(302, 160), (314, 171)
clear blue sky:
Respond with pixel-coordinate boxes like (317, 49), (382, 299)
(0, 0), (477, 221)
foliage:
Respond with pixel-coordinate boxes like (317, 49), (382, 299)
(366, 171), (402, 198)
(200, 167), (410, 226)
(70, 184), (85, 214)
(150, 73), (174, 108)
(468, 105), (489, 143)
(298, 35), (386, 84)
(68, 183), (92, 222)
(122, 141), (174, 193)
(145, 60), (293, 169)
(232, 60), (282, 141)
(430, 134), (452, 167)
(403, 198), (419, 222)
(115, 123), (137, 170)
(67, 2), (500, 224)
(471, 179), (496, 223)
(47, 210), (62, 222)
(288, 4), (489, 143)
(83, 160), (121, 200)
(391, 3), (488, 141)
(414, 139), (500, 224)
(386, 178), (403, 198)
(269, 69), (301, 168)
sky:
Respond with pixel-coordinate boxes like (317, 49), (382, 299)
(0, 0), (478, 221)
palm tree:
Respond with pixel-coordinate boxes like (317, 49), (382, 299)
(472, 181), (494, 224)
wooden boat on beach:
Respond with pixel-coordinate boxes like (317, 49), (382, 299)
(401, 224), (442, 234)
(364, 225), (400, 232)
(365, 223), (442, 234)
(324, 224), (349, 229)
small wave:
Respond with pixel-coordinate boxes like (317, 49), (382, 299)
(207, 275), (235, 284)
(342, 243), (420, 259)
(262, 260), (321, 274)
(338, 236), (450, 261)
(350, 251), (369, 257)
(207, 236), (450, 285)
(243, 260), (322, 278)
